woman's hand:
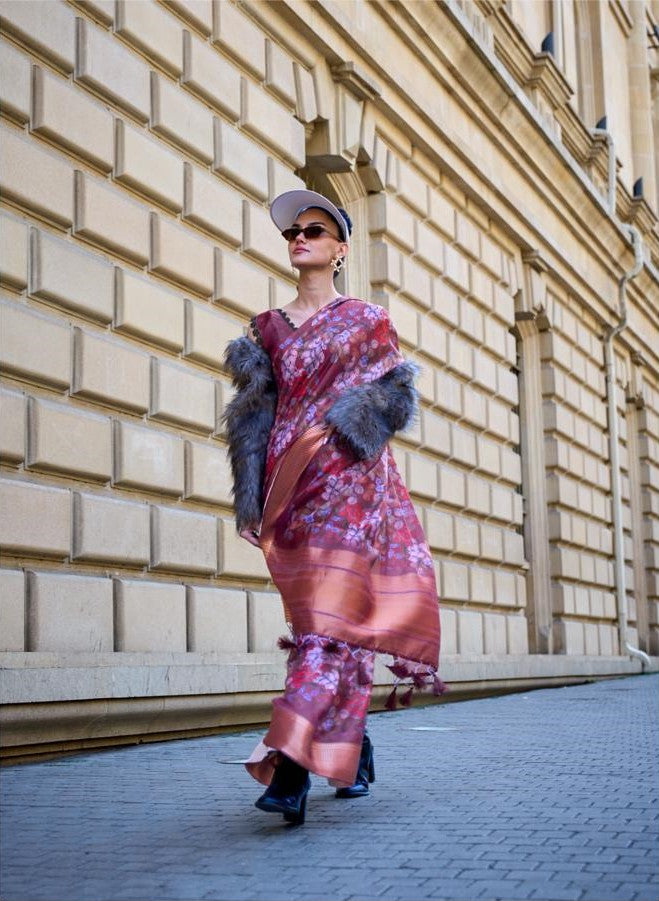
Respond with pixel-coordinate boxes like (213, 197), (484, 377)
(239, 526), (261, 547)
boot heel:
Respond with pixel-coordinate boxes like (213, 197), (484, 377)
(284, 788), (308, 826)
(368, 749), (375, 783)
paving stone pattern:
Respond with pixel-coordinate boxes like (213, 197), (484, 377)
(1, 674), (658, 901)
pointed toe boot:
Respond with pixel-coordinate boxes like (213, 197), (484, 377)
(255, 755), (311, 825)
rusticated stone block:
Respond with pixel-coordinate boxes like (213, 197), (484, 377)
(454, 516), (479, 556)
(74, 171), (149, 265)
(265, 39), (296, 106)
(424, 508), (453, 552)
(0, 299), (71, 390)
(443, 244), (470, 293)
(0, 569), (24, 651)
(214, 248), (269, 316)
(470, 565), (494, 604)
(213, 119), (269, 200)
(72, 327), (150, 413)
(457, 609), (483, 655)
(0, 211), (28, 290)
(32, 66), (113, 171)
(247, 590), (287, 652)
(242, 200), (291, 275)
(26, 570), (113, 652)
(0, 0), (75, 73)
(183, 163), (242, 246)
(422, 409), (450, 456)
(114, 578), (186, 652)
(114, 119), (183, 211)
(184, 299), (242, 369)
(406, 453), (437, 500)
(30, 229), (114, 323)
(415, 221), (443, 274)
(479, 523), (503, 562)
(218, 518), (270, 579)
(294, 61), (317, 123)
(479, 233), (504, 280)
(428, 188), (455, 239)
(182, 29), (240, 119)
(0, 38), (31, 123)
(115, 0), (182, 75)
(114, 268), (185, 352)
(442, 560), (469, 601)
(553, 619), (585, 654)
(0, 387), (25, 463)
(27, 397), (112, 482)
(113, 420), (184, 496)
(368, 193), (414, 251)
(150, 505), (217, 574)
(401, 256), (432, 309)
(0, 124), (74, 227)
(439, 606), (457, 655)
(187, 586), (248, 653)
(212, 0), (265, 79)
(483, 612), (507, 654)
(494, 568), (516, 606)
(438, 464), (465, 508)
(150, 214), (214, 295)
(267, 157), (305, 203)
(432, 278), (460, 328)
(455, 212), (480, 260)
(506, 615), (529, 654)
(73, 491), (149, 564)
(241, 80), (305, 167)
(150, 357), (215, 433)
(370, 242), (401, 289)
(150, 71), (213, 164)
(75, 18), (150, 122)
(185, 440), (232, 505)
(0, 478), (70, 558)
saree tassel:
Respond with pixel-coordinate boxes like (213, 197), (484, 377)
(400, 686), (414, 707)
(384, 686), (398, 711)
(386, 662), (413, 680)
(433, 675), (448, 696)
(277, 635), (297, 651)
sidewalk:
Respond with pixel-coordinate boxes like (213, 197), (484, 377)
(1, 673), (657, 901)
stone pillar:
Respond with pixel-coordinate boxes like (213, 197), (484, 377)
(513, 255), (553, 654)
(628, 0), (657, 209)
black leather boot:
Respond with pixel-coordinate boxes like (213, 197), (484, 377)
(335, 732), (375, 798)
(254, 755), (311, 825)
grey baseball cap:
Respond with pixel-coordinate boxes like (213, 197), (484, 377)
(270, 189), (351, 243)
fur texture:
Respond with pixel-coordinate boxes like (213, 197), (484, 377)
(221, 337), (278, 532)
(325, 361), (420, 459)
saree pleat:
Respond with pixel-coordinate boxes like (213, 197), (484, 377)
(243, 297), (442, 785)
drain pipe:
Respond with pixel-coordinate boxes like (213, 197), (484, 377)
(603, 223), (651, 669)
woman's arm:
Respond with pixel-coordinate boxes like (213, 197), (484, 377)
(221, 332), (277, 535)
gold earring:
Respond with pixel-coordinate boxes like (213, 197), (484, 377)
(331, 257), (344, 273)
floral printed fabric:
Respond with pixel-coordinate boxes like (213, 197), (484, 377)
(255, 298), (435, 581)
(278, 632), (375, 749)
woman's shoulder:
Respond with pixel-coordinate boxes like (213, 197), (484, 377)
(342, 297), (390, 318)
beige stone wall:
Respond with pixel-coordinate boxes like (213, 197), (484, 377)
(1, 0), (658, 758)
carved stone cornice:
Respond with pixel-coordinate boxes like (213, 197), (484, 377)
(330, 62), (381, 101)
(525, 52), (573, 111)
(491, 5), (535, 86)
(625, 196), (658, 238)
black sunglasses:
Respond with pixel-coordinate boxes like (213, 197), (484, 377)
(281, 224), (341, 242)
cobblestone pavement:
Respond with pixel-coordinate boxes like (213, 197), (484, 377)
(1, 673), (657, 901)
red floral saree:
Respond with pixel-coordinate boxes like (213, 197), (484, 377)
(244, 296), (442, 786)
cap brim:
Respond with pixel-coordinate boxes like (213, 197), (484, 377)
(270, 189), (349, 243)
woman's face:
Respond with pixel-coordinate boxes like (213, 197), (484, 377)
(286, 208), (349, 275)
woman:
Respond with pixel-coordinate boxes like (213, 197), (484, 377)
(222, 190), (444, 826)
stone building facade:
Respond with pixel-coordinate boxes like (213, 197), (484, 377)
(0, 0), (658, 761)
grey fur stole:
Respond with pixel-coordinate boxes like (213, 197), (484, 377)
(221, 336), (277, 532)
(222, 335), (418, 530)
(325, 361), (419, 459)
